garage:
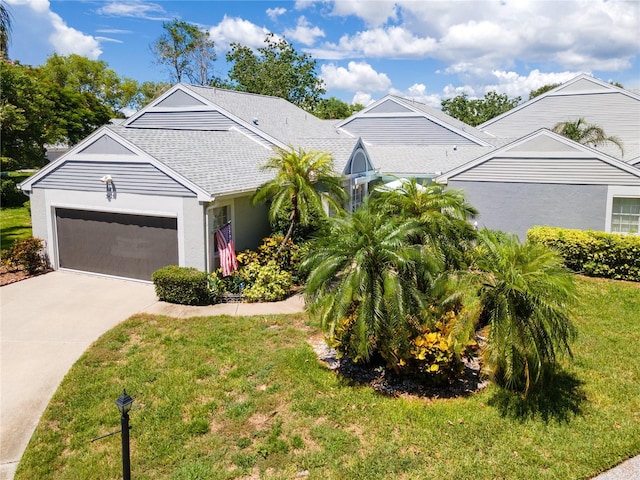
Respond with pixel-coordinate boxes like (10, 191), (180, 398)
(55, 208), (179, 281)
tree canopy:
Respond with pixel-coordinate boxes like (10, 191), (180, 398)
(0, 0), (11, 59)
(441, 91), (521, 126)
(151, 19), (216, 85)
(1, 60), (114, 168)
(529, 83), (559, 99)
(226, 34), (325, 111)
(41, 53), (139, 114)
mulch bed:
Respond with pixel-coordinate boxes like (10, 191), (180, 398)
(0, 265), (49, 286)
(309, 337), (488, 399)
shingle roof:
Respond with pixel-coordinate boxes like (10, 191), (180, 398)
(364, 144), (498, 176)
(183, 85), (347, 144)
(108, 125), (276, 195)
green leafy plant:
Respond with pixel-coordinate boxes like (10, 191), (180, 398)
(242, 261), (293, 302)
(2, 237), (48, 274)
(528, 226), (640, 282)
(152, 265), (210, 305)
(1, 178), (28, 208)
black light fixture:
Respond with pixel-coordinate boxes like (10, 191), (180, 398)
(115, 390), (134, 480)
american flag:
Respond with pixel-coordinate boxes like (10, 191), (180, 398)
(215, 222), (238, 276)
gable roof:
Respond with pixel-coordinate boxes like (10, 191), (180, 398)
(337, 95), (493, 147)
(435, 129), (640, 186)
(477, 74), (640, 161)
(19, 127), (214, 200)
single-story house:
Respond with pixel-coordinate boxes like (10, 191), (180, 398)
(20, 74), (640, 281)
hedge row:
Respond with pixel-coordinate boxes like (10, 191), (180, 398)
(527, 226), (640, 282)
(152, 266), (210, 305)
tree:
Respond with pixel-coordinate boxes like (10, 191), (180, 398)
(0, 0), (11, 59)
(471, 230), (577, 395)
(252, 147), (347, 250)
(133, 81), (172, 109)
(441, 91), (521, 126)
(41, 53), (139, 114)
(313, 97), (363, 120)
(226, 34), (325, 111)
(1, 60), (113, 168)
(373, 179), (478, 269)
(303, 201), (435, 366)
(552, 118), (624, 157)
(151, 19), (216, 85)
(529, 83), (559, 99)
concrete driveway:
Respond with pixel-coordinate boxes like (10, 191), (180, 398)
(0, 271), (158, 480)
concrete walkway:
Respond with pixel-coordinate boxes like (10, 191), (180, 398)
(1, 270), (637, 480)
(0, 271), (158, 480)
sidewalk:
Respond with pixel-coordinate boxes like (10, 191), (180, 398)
(143, 293), (305, 318)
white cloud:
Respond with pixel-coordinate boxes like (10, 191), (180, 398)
(284, 16), (324, 46)
(96, 1), (171, 21)
(8, 0), (102, 59)
(311, 26), (437, 59)
(352, 91), (374, 106)
(266, 7), (287, 21)
(390, 84), (442, 109)
(329, 0), (398, 27)
(209, 15), (271, 49)
(320, 0), (639, 74)
(321, 61), (391, 92)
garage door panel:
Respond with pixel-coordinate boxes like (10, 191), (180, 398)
(55, 209), (178, 281)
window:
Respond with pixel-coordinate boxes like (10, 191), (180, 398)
(207, 205), (231, 271)
(611, 197), (640, 234)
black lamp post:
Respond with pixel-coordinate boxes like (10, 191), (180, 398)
(115, 390), (134, 480)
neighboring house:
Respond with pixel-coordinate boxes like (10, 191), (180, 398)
(434, 129), (640, 240)
(20, 74), (640, 281)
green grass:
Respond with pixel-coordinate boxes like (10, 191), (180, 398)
(16, 277), (640, 479)
(0, 205), (32, 251)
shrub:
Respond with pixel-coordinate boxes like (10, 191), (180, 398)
(1, 178), (28, 208)
(2, 237), (49, 274)
(241, 261), (293, 302)
(527, 226), (640, 282)
(237, 235), (309, 281)
(152, 266), (210, 305)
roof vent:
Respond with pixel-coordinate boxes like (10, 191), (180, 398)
(252, 117), (259, 125)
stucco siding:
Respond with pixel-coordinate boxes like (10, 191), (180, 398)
(36, 188), (204, 274)
(181, 197), (207, 271)
(449, 180), (608, 240)
(29, 188), (47, 243)
(340, 117), (479, 145)
(33, 161), (196, 197)
(453, 157), (640, 185)
(233, 196), (270, 251)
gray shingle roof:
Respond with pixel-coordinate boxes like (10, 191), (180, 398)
(183, 85), (348, 144)
(364, 144), (498, 176)
(108, 125), (276, 195)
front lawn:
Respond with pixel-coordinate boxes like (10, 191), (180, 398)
(0, 205), (32, 251)
(16, 276), (640, 479)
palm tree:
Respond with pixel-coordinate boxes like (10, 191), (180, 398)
(552, 118), (624, 157)
(374, 179), (478, 269)
(0, 1), (12, 59)
(252, 147), (347, 251)
(471, 230), (577, 396)
(303, 200), (442, 368)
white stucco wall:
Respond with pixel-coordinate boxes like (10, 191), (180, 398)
(29, 188), (207, 273)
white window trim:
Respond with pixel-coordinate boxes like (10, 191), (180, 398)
(605, 185), (640, 234)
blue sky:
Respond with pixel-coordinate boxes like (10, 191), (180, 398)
(7, 0), (640, 107)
